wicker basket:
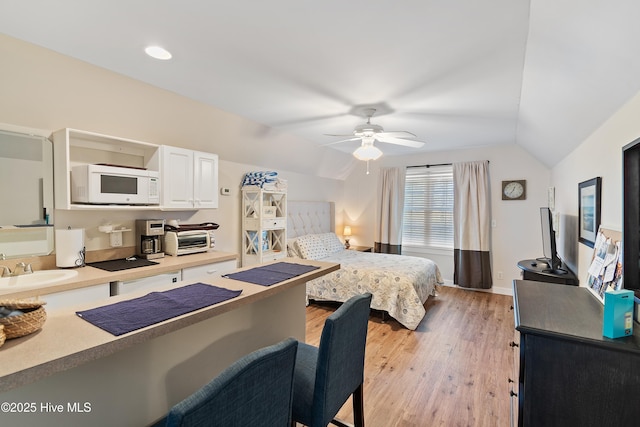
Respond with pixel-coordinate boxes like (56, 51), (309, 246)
(0, 324), (5, 348)
(0, 300), (47, 340)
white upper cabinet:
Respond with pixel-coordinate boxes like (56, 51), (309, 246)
(161, 146), (193, 209)
(51, 128), (218, 211)
(160, 146), (218, 209)
(193, 151), (218, 208)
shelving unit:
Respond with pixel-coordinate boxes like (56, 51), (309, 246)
(52, 128), (161, 210)
(241, 186), (287, 266)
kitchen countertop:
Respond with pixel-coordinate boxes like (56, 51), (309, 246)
(0, 250), (238, 299)
(0, 257), (339, 392)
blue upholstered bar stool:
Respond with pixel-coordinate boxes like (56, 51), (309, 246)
(163, 337), (298, 427)
(291, 293), (372, 427)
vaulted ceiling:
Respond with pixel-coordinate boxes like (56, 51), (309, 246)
(2, 1), (640, 171)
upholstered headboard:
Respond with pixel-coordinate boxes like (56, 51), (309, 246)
(287, 201), (335, 239)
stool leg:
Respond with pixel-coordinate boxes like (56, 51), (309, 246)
(353, 384), (364, 427)
(329, 384), (366, 427)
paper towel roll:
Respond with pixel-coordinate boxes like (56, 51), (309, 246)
(55, 228), (85, 268)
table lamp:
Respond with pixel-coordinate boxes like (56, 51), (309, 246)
(343, 225), (352, 249)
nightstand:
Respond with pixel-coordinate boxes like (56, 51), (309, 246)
(347, 245), (372, 252)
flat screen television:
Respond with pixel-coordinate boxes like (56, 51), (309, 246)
(539, 207), (562, 271)
(623, 137), (640, 294)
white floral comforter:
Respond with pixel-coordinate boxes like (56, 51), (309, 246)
(307, 250), (443, 330)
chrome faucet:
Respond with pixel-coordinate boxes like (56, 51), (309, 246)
(11, 262), (33, 276)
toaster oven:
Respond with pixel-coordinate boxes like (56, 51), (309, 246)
(164, 230), (211, 256)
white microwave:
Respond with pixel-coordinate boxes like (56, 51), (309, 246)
(71, 164), (160, 205)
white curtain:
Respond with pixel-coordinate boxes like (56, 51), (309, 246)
(375, 167), (406, 254)
(453, 161), (492, 289)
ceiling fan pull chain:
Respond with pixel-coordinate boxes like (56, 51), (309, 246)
(366, 160), (370, 175)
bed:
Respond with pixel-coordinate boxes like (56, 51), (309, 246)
(287, 201), (443, 330)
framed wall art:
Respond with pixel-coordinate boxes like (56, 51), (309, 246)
(578, 177), (601, 248)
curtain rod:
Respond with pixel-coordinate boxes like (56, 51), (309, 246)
(406, 162), (451, 169)
(406, 161), (489, 169)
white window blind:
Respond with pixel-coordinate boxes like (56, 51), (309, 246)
(403, 165), (454, 249)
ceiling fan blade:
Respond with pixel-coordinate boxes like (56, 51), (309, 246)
(323, 133), (355, 137)
(378, 130), (417, 139)
(376, 135), (425, 148)
(273, 112), (350, 128)
(322, 137), (361, 146)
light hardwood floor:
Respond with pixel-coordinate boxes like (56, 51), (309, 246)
(301, 286), (515, 427)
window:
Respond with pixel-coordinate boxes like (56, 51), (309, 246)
(403, 165), (454, 249)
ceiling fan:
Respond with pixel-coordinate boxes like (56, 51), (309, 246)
(325, 107), (426, 161)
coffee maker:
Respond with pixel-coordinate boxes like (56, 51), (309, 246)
(136, 219), (165, 259)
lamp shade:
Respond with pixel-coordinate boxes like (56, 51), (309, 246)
(353, 144), (382, 161)
(343, 225), (352, 236)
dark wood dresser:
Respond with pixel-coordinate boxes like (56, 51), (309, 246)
(516, 259), (579, 286)
(512, 280), (640, 426)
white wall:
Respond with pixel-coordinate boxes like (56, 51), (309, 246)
(551, 89), (640, 284)
(0, 34), (346, 261)
(0, 34), (355, 180)
(343, 144), (551, 294)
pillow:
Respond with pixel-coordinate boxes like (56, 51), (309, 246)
(318, 232), (345, 254)
(287, 238), (302, 258)
(294, 234), (329, 260)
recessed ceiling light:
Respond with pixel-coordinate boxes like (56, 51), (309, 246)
(145, 45), (172, 60)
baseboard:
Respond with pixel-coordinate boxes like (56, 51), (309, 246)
(439, 280), (513, 296)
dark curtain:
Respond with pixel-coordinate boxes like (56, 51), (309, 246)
(453, 161), (492, 289)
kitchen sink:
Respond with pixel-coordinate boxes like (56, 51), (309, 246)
(0, 269), (79, 291)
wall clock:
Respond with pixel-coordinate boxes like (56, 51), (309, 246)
(502, 180), (526, 200)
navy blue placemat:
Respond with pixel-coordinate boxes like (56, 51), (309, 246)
(223, 262), (320, 286)
(76, 283), (242, 336)
(88, 258), (159, 272)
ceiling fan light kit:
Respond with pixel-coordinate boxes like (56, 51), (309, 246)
(353, 143), (383, 161)
(325, 107), (426, 164)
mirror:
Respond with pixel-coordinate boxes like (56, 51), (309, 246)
(0, 128), (54, 259)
